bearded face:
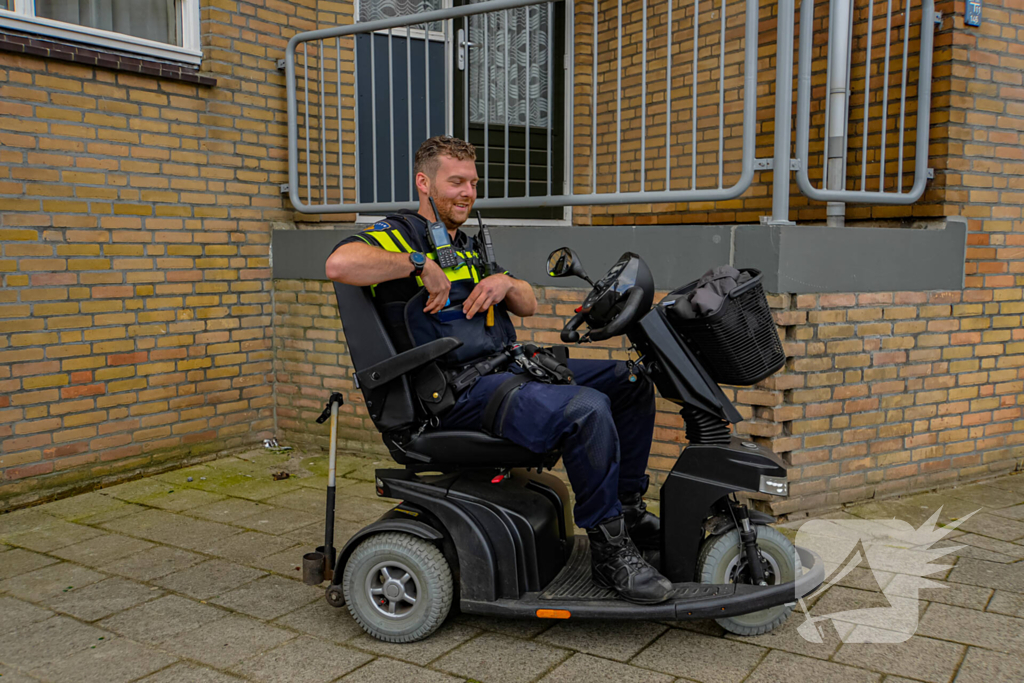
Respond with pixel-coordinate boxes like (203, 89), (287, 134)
(422, 156), (478, 229)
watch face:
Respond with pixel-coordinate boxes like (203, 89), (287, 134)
(411, 252), (426, 267)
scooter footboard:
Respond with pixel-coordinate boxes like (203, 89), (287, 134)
(460, 543), (825, 620)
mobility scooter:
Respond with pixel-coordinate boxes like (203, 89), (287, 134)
(305, 247), (824, 642)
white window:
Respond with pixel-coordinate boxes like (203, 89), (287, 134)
(0, 0), (201, 65)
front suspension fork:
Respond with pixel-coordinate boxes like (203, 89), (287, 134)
(734, 504), (767, 586)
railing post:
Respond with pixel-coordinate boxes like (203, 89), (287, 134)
(770, 0), (796, 225)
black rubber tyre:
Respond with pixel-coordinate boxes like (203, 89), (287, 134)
(696, 524), (800, 636)
(342, 532), (453, 643)
(325, 585), (345, 608)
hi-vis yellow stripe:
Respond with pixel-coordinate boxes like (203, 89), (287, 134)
(365, 228), (484, 288)
(365, 230), (400, 253)
(391, 231), (414, 253)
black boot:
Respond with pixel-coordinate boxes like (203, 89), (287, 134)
(619, 491), (660, 552)
(587, 515), (672, 605)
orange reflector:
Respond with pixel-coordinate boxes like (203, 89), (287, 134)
(536, 609), (571, 619)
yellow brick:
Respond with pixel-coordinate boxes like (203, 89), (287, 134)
(68, 258), (111, 270)
(34, 302), (79, 316)
(0, 227), (41, 242)
(12, 332), (60, 346)
(23, 374), (69, 389)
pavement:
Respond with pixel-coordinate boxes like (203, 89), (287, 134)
(1, 447), (1023, 683)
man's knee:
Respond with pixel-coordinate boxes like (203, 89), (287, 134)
(564, 386), (613, 428)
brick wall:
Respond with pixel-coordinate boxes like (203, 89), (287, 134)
(0, 0), (354, 510)
(4, 0), (1024, 517)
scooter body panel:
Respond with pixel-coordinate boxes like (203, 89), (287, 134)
(370, 468), (572, 603)
(661, 436), (788, 582)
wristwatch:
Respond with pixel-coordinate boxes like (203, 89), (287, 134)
(409, 251), (427, 277)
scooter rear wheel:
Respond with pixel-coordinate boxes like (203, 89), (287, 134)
(342, 532), (453, 643)
(696, 524), (800, 636)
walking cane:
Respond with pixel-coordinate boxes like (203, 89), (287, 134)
(303, 392), (344, 585)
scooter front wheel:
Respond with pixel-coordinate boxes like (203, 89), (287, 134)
(342, 532), (453, 643)
(696, 524), (800, 636)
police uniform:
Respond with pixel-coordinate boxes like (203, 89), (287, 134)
(334, 210), (657, 529)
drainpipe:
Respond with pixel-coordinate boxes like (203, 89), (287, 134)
(826, 0), (852, 228)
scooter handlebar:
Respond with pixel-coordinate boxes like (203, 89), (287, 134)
(587, 286), (644, 342)
(560, 311), (586, 343)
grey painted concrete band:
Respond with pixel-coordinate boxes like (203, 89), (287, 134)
(272, 218), (967, 293)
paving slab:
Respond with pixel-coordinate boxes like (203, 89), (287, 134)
(917, 602), (1024, 655)
(744, 649), (880, 683)
(629, 627), (767, 683)
(157, 613), (296, 668)
(98, 594), (228, 644)
(1, 519), (106, 552)
(726, 606), (846, 659)
(30, 636), (177, 683)
(953, 646), (1024, 683)
(39, 491), (131, 521)
(433, 632), (569, 683)
(272, 599), (368, 644)
(229, 635), (373, 683)
(75, 502), (148, 526)
(0, 547), (58, 580)
(347, 620), (481, 666)
(338, 657), (462, 683)
(0, 596), (54, 636)
(0, 664), (39, 683)
(100, 508), (243, 554)
(832, 632), (966, 683)
(940, 532), (1024, 561)
(0, 561), (106, 602)
(539, 652), (673, 683)
(51, 533), (155, 567)
(209, 477), (302, 502)
(185, 497), (270, 523)
(534, 620), (667, 663)
(232, 506), (320, 535)
(0, 615), (111, 668)
(0, 508), (57, 536)
(986, 590), (1024, 618)
(947, 557), (1024, 593)
(454, 614), (554, 639)
(954, 512), (1024, 542)
(946, 485), (1024, 510)
(988, 504), (1024, 521)
(46, 576), (163, 622)
(104, 477), (176, 503)
(211, 574), (321, 620)
(138, 662), (246, 682)
(250, 544), (309, 576)
(132, 487), (227, 512)
(98, 543), (206, 581)
(206, 530), (298, 565)
(153, 558), (265, 599)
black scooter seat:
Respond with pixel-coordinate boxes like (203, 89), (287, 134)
(459, 535), (824, 621)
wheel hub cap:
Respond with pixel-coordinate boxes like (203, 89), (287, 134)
(366, 561), (420, 620)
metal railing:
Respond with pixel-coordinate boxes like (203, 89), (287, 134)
(284, 0), (937, 220)
(284, 0), (760, 214)
(794, 0), (935, 205)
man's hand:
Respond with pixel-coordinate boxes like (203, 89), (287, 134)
(463, 274), (514, 320)
(421, 259), (451, 314)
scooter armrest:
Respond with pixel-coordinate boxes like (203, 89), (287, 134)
(356, 338), (463, 390)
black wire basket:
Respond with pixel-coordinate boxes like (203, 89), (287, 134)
(666, 268), (786, 386)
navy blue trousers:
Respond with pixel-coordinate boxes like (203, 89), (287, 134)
(440, 359), (656, 529)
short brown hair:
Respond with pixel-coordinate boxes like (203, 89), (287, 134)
(414, 135), (476, 179)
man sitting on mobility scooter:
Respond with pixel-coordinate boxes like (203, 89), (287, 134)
(325, 136), (672, 604)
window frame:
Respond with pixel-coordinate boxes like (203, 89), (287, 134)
(0, 0), (202, 66)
